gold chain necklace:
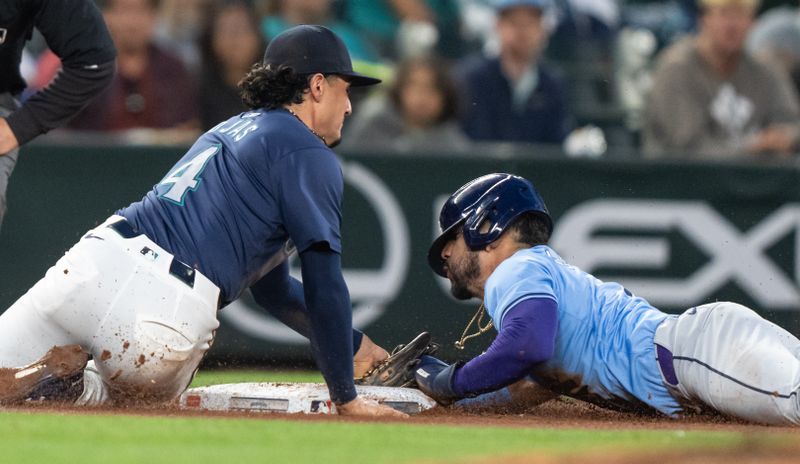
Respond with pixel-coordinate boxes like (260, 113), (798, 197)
(454, 303), (494, 350)
(285, 107), (326, 144)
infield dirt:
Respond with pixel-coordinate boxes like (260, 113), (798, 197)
(8, 394), (799, 432)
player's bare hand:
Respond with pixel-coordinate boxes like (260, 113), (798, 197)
(0, 118), (19, 155)
(353, 334), (389, 378)
(337, 396), (409, 418)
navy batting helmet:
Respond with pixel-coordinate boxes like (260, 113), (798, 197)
(427, 173), (552, 277)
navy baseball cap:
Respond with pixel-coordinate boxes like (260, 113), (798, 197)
(263, 25), (381, 87)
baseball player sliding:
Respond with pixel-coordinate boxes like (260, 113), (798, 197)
(0, 25), (404, 418)
(414, 173), (800, 425)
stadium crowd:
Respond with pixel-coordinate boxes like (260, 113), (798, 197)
(18, 0), (800, 162)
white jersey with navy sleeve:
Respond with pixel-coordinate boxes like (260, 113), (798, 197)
(484, 245), (680, 415)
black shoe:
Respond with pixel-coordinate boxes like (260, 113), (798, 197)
(0, 345), (88, 405)
(25, 370), (85, 403)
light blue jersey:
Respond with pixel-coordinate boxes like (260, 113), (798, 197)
(484, 245), (681, 416)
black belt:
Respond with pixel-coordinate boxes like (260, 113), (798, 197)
(108, 218), (196, 288)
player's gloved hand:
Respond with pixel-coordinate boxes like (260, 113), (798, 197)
(336, 396), (409, 418)
(356, 332), (439, 388)
(414, 355), (462, 406)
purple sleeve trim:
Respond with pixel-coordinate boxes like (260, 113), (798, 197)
(452, 297), (558, 397)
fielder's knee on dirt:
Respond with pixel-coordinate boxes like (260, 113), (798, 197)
(103, 360), (200, 404)
(95, 321), (211, 403)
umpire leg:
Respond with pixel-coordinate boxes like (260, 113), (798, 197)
(0, 93), (20, 232)
(655, 302), (800, 425)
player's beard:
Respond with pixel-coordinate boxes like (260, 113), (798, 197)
(448, 251), (481, 300)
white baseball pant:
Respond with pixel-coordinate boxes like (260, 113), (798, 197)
(655, 302), (800, 425)
(0, 215), (220, 404)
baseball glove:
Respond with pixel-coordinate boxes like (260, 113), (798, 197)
(355, 332), (439, 388)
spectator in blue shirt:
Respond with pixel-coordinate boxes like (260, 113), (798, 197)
(456, 0), (572, 145)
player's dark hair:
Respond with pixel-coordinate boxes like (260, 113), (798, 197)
(508, 212), (551, 246)
(239, 63), (310, 110)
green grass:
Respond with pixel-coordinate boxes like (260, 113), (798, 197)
(0, 371), (794, 464)
(0, 410), (757, 464)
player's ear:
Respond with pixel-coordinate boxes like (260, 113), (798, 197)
(309, 73), (325, 101)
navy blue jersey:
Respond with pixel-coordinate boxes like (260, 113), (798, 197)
(118, 109), (343, 303)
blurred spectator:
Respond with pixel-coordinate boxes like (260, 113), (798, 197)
(343, 57), (470, 153)
(199, 0), (265, 130)
(547, 0), (619, 62)
(548, 0), (623, 149)
(643, 0), (800, 160)
(621, 0), (697, 50)
(456, 0), (572, 145)
(154, 0), (210, 73)
(68, 0), (200, 142)
(613, 0), (697, 144)
(747, 3), (800, 93)
(614, 27), (658, 135)
(342, 0), (464, 59)
(457, 0), (500, 55)
(262, 0), (380, 63)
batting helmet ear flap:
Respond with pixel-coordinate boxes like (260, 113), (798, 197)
(463, 193), (504, 248)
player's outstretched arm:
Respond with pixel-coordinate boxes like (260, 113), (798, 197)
(299, 246), (406, 418)
(418, 298), (559, 405)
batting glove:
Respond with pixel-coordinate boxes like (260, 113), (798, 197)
(414, 355), (462, 406)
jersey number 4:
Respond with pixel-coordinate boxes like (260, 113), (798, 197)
(158, 145), (219, 205)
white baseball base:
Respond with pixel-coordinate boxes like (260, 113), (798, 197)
(179, 382), (437, 415)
